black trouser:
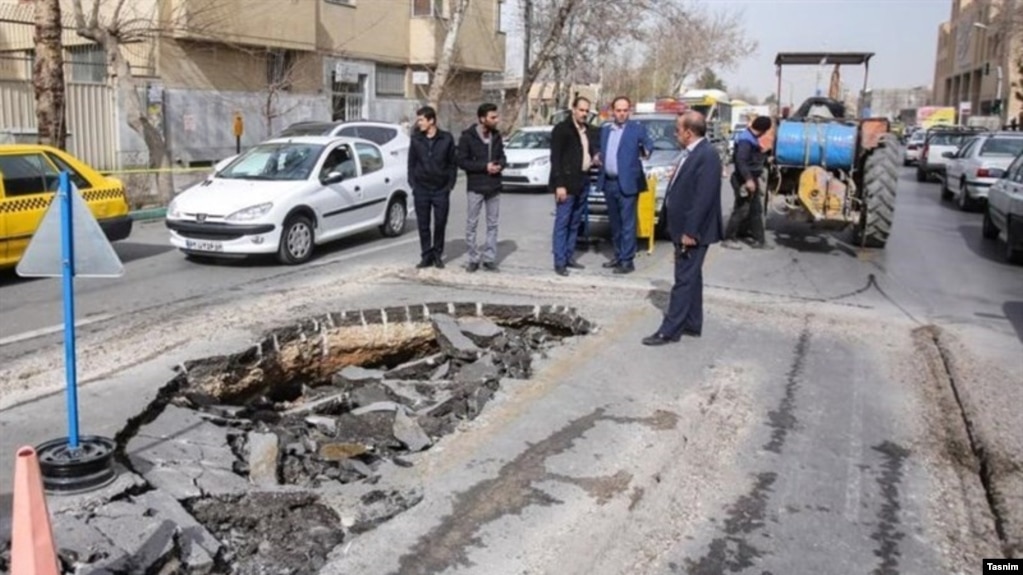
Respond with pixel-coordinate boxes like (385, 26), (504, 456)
(724, 171), (765, 244)
(413, 188), (451, 261)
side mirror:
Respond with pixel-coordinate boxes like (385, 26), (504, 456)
(942, 151), (957, 159)
(322, 171), (345, 185)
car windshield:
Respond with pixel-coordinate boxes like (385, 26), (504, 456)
(980, 137), (1023, 157)
(218, 143), (324, 181)
(928, 132), (971, 146)
(633, 118), (681, 150)
(278, 124), (332, 137)
(505, 130), (551, 149)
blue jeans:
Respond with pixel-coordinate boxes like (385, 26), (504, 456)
(604, 178), (638, 265)
(552, 188), (587, 268)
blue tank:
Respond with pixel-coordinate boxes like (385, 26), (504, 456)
(775, 120), (857, 170)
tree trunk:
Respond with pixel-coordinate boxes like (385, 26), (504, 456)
(503, 0), (583, 132)
(33, 0), (67, 149)
(427, 0), (470, 110)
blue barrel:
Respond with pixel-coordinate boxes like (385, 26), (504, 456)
(775, 120), (857, 170)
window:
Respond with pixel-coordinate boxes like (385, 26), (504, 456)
(338, 125), (398, 146)
(355, 143), (384, 175)
(1009, 154), (1023, 183)
(980, 137), (1023, 158)
(266, 49), (296, 89)
(412, 0), (442, 17)
(320, 145), (356, 180)
(324, 0), (354, 5)
(67, 45), (106, 83)
(0, 153), (59, 197)
(45, 153), (92, 190)
(375, 65), (405, 97)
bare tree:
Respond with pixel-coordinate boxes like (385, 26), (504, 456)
(71, 0), (176, 202)
(33, 0), (67, 149)
(428, 0), (471, 109)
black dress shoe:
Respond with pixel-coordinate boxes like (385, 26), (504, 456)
(613, 263), (635, 274)
(681, 329), (701, 338)
(482, 262), (499, 272)
(602, 260), (621, 269)
(416, 258), (433, 269)
(567, 260), (584, 269)
(642, 333), (680, 346)
(434, 258), (446, 269)
(467, 262), (480, 272)
(554, 266), (569, 276)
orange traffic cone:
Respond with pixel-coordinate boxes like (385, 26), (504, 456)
(10, 446), (60, 575)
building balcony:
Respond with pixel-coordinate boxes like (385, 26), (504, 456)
(165, 0), (317, 52)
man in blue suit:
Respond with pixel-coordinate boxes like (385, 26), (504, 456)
(597, 96), (655, 274)
(643, 111), (723, 346)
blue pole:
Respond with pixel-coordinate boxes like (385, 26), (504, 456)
(59, 171), (80, 450)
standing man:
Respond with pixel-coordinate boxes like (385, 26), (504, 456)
(643, 111), (723, 346)
(722, 115), (772, 250)
(549, 96), (598, 276)
(597, 96), (655, 274)
(457, 103), (507, 272)
(408, 105), (458, 269)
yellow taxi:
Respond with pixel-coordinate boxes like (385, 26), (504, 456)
(0, 144), (132, 270)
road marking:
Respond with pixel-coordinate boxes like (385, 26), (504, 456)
(0, 313), (115, 347)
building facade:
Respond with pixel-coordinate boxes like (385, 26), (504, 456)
(933, 0), (1021, 125)
(0, 0), (506, 168)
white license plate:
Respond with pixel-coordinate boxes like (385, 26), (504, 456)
(504, 169), (522, 177)
(185, 239), (224, 252)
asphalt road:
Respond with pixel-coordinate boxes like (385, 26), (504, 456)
(0, 168), (1020, 572)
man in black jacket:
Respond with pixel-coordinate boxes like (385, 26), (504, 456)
(722, 115), (772, 250)
(549, 96), (597, 276)
(408, 106), (458, 268)
(457, 103), (507, 272)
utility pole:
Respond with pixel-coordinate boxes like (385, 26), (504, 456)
(519, 0), (532, 127)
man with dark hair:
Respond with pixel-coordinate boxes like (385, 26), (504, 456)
(722, 114), (773, 250)
(549, 96), (598, 276)
(408, 105), (458, 268)
(643, 111), (722, 346)
(597, 95), (655, 274)
(457, 102), (507, 272)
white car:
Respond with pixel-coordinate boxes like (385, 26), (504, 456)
(501, 126), (552, 191)
(982, 150), (1023, 263)
(166, 136), (411, 264)
(943, 132), (1023, 210)
(903, 130), (925, 166)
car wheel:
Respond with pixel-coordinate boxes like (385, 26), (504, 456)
(379, 196), (407, 238)
(957, 180), (972, 211)
(940, 176), (952, 200)
(982, 208), (999, 240)
(1006, 216), (1023, 264)
(278, 215), (315, 265)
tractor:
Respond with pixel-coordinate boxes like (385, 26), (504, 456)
(764, 52), (900, 248)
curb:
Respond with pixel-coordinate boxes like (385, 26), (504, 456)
(130, 207), (167, 222)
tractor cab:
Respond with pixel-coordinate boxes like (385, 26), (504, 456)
(790, 97), (848, 121)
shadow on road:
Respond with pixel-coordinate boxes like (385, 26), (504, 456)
(115, 241), (176, 264)
(765, 215), (860, 258)
(957, 223), (1015, 266)
(1003, 301), (1023, 344)
(440, 239), (519, 266)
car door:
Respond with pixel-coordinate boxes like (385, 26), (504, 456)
(992, 153), (1023, 229)
(352, 142), (391, 224)
(0, 151), (61, 264)
(317, 143), (364, 235)
(948, 137), (976, 183)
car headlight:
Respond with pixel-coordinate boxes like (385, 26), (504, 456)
(226, 202), (273, 222)
(531, 157), (550, 167)
(167, 198), (182, 219)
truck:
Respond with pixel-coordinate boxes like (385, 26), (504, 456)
(766, 52), (901, 248)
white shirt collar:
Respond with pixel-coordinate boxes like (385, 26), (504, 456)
(686, 137), (704, 153)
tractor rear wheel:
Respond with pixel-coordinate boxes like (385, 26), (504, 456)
(856, 134), (899, 248)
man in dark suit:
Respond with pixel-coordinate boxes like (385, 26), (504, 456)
(549, 96), (598, 276)
(597, 96), (655, 274)
(643, 111), (723, 346)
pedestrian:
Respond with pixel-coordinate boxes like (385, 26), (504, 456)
(457, 103), (507, 272)
(721, 115), (773, 250)
(549, 96), (598, 276)
(407, 105), (458, 269)
(596, 95), (655, 274)
(643, 111), (723, 346)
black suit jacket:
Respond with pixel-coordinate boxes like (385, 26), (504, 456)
(548, 118), (597, 194)
(664, 139), (723, 245)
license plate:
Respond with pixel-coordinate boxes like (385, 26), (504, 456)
(504, 169), (522, 177)
(185, 239), (224, 252)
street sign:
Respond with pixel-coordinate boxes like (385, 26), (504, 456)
(16, 180), (124, 278)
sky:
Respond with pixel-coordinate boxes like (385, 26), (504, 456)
(718, 0), (951, 103)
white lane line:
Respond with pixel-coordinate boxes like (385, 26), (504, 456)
(0, 313), (115, 347)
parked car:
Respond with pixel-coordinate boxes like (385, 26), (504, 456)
(942, 131), (1023, 210)
(166, 136), (411, 265)
(0, 144), (133, 270)
(587, 114), (683, 238)
(903, 130), (926, 166)
(916, 126), (987, 182)
(501, 126), (553, 191)
(214, 120), (410, 172)
(982, 150), (1023, 263)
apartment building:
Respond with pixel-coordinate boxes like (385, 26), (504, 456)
(932, 0), (1020, 125)
(0, 0), (505, 168)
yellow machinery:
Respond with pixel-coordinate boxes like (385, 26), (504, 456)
(636, 174), (658, 254)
